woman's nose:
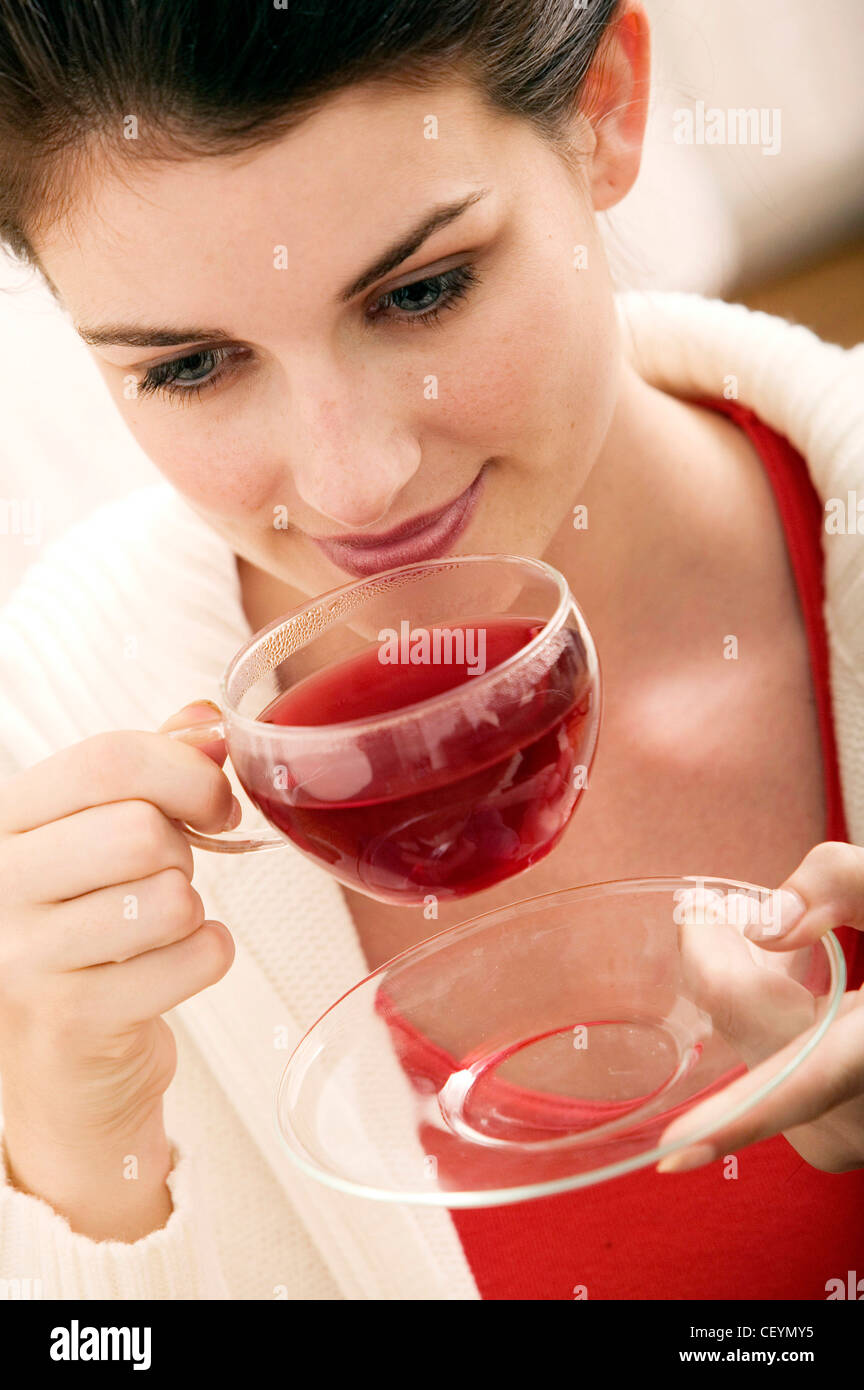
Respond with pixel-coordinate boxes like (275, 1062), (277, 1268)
(288, 386), (421, 529)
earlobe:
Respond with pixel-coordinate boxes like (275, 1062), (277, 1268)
(582, 4), (651, 212)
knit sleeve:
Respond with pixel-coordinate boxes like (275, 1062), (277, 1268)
(0, 1129), (230, 1300)
(0, 490), (242, 1300)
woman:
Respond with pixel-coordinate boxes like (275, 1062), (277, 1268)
(0, 0), (862, 1300)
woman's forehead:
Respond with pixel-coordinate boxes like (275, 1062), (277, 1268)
(35, 79), (524, 330)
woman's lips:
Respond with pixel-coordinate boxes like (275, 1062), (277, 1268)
(309, 468), (487, 578)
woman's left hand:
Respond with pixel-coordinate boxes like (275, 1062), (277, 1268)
(657, 842), (864, 1174)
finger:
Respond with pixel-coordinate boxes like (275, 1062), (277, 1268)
(4, 800), (196, 902)
(158, 700), (228, 766)
(677, 916), (817, 1068)
(0, 707), (235, 837)
(83, 917), (237, 1028)
(656, 989), (864, 1171)
(743, 841), (864, 949)
(29, 868), (207, 970)
(65, 919), (236, 1028)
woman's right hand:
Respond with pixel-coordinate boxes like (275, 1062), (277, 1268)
(0, 702), (239, 1240)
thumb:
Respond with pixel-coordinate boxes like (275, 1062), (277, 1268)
(158, 699), (227, 765)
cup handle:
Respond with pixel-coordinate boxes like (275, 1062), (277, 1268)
(165, 719), (287, 855)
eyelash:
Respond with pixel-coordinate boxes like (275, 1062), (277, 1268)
(134, 262), (480, 405)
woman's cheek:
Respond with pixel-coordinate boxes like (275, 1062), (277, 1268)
(420, 311), (546, 452)
(131, 412), (283, 518)
(431, 298), (609, 468)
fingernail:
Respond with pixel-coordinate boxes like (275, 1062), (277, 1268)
(744, 888), (806, 941)
(224, 796), (242, 830)
(159, 700), (223, 735)
(776, 888), (807, 932)
(656, 1142), (716, 1174)
(186, 699), (222, 720)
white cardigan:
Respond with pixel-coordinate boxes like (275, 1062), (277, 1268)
(0, 292), (862, 1300)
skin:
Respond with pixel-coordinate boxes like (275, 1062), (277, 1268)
(1, 5), (861, 1245)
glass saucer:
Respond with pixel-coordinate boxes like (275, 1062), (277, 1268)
(276, 877), (845, 1207)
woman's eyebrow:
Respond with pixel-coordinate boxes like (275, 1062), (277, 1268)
(74, 186), (491, 349)
(76, 323), (234, 348)
(337, 186), (491, 301)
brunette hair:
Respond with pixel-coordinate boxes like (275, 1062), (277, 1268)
(0, 0), (619, 282)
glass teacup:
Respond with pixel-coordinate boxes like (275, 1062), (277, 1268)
(168, 553), (600, 904)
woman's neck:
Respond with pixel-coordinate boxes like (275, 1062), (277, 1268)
(543, 364), (784, 667)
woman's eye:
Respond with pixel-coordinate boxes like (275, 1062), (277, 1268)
(132, 265), (479, 405)
(369, 263), (479, 325)
(136, 346), (243, 403)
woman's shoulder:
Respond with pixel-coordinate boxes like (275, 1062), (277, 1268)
(617, 289), (864, 492)
(619, 290), (864, 702)
(2, 480), (242, 613)
(8, 481), (229, 587)
(0, 484), (247, 773)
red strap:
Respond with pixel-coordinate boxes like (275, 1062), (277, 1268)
(696, 396), (861, 988)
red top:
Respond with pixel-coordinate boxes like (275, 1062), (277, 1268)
(388, 397), (864, 1299)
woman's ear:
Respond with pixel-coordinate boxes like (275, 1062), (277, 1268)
(580, 3), (651, 212)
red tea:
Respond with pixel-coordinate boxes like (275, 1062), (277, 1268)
(250, 618), (598, 902)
